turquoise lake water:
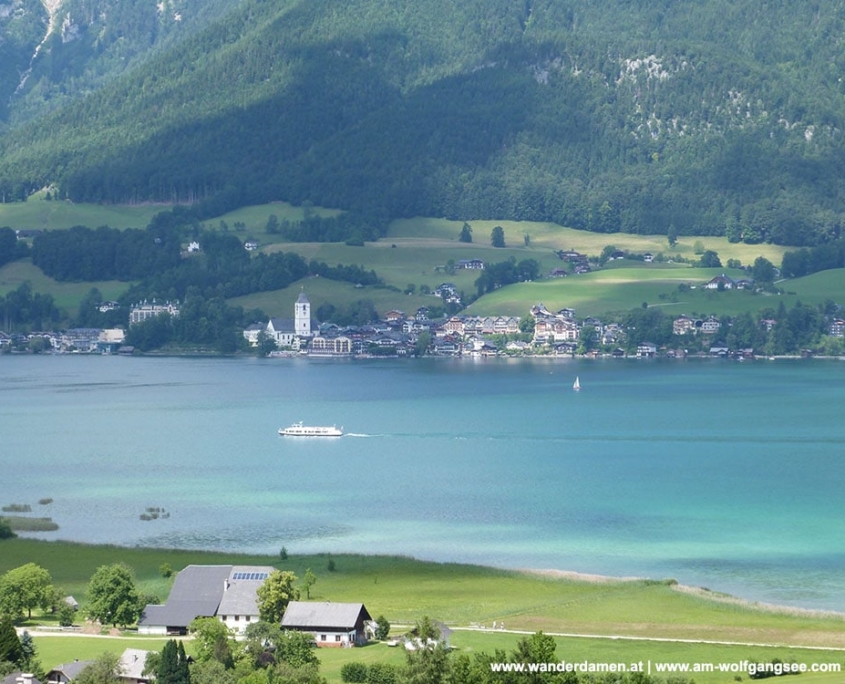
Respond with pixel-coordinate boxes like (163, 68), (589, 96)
(2, 355), (844, 611)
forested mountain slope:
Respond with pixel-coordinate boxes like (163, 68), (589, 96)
(2, 0), (845, 245)
(0, 0), (237, 125)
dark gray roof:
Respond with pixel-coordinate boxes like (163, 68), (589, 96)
(281, 601), (371, 630)
(45, 661), (94, 680)
(268, 318), (295, 332)
(138, 565), (275, 628)
(138, 565), (231, 628)
(138, 600), (218, 628)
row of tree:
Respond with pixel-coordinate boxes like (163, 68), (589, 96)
(616, 300), (839, 357)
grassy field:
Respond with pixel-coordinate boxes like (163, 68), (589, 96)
(27, 630), (845, 684)
(2, 197), (838, 323)
(5, 540), (843, 683)
(388, 217), (789, 265)
(4, 540), (845, 646)
(0, 259), (128, 316)
(0, 194), (162, 231)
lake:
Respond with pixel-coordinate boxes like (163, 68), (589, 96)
(2, 354), (844, 611)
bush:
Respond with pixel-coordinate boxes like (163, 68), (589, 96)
(341, 662), (368, 683)
(366, 662), (398, 684)
(0, 520), (16, 539)
(374, 615), (390, 641)
(58, 603), (75, 627)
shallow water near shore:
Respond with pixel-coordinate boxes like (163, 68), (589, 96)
(3, 354), (844, 611)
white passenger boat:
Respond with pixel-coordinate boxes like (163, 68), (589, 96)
(279, 421), (343, 437)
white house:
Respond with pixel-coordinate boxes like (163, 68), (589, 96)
(281, 601), (372, 647)
(138, 565), (273, 636)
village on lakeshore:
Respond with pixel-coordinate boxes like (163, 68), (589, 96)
(2, 270), (844, 359)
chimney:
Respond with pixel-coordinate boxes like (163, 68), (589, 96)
(224, 579), (230, 591)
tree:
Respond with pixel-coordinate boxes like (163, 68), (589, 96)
(75, 652), (122, 684)
(242, 620), (284, 669)
(256, 571), (299, 624)
(58, 602), (75, 627)
(458, 223), (472, 243)
(0, 563), (54, 620)
(189, 617), (235, 668)
(0, 618), (23, 666)
(490, 226), (505, 248)
(374, 615), (390, 641)
(303, 569), (317, 600)
(18, 631), (36, 672)
(189, 661), (237, 684)
(86, 564), (141, 627)
(404, 617), (449, 684)
(0, 520), (15, 540)
(414, 330), (432, 357)
(667, 224), (678, 247)
(699, 250), (722, 268)
(752, 256), (776, 284)
(155, 639), (191, 684)
(276, 630), (319, 668)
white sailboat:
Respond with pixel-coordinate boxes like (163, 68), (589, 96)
(573, 376), (581, 391)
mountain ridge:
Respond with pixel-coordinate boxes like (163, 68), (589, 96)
(2, 0), (845, 245)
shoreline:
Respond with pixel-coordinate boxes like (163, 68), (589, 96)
(10, 535), (845, 619)
(520, 568), (845, 620)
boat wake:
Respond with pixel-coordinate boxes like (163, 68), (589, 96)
(345, 432), (386, 438)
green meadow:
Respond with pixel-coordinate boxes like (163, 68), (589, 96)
(4, 540), (844, 684)
(0, 259), (128, 316)
(0, 194), (161, 231)
(2, 198), (842, 323)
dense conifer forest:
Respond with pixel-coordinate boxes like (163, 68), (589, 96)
(3, 0), (845, 245)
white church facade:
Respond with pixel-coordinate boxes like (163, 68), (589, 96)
(243, 290), (313, 349)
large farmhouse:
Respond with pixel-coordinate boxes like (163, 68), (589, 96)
(281, 601), (372, 647)
(138, 565), (274, 635)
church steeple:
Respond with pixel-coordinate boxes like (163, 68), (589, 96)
(295, 289), (311, 336)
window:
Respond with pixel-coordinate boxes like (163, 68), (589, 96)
(320, 634), (326, 641)
(221, 616), (227, 621)
(234, 615), (239, 621)
(335, 635), (342, 642)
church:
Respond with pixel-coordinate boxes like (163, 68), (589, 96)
(244, 290), (314, 349)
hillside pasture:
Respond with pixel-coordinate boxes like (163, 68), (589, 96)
(0, 196), (162, 231)
(388, 218), (789, 266)
(781, 269), (845, 307)
(213, 201), (343, 240)
(464, 266), (791, 318)
(0, 259), (128, 316)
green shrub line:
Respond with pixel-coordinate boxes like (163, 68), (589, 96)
(1, 516), (59, 531)
(2, 503), (32, 512)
